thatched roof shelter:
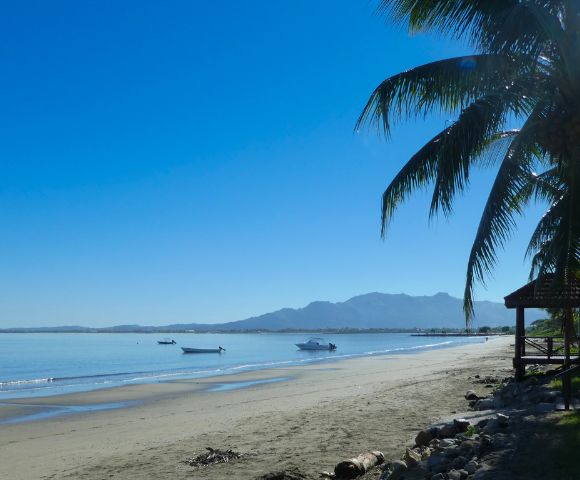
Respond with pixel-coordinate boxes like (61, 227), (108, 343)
(504, 274), (580, 409)
(504, 275), (580, 309)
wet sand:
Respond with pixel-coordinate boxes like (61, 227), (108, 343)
(0, 337), (514, 480)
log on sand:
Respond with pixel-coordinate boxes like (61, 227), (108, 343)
(334, 451), (384, 479)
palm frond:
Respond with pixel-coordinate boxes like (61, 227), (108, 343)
(463, 107), (546, 319)
(376, 1), (564, 57)
(356, 55), (517, 136)
(527, 152), (580, 284)
(428, 77), (543, 216)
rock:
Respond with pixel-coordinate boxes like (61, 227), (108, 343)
(448, 469), (462, 480)
(524, 376), (539, 386)
(457, 439), (477, 457)
(472, 463), (499, 480)
(398, 463), (429, 480)
(414, 429), (433, 447)
(439, 438), (456, 448)
(534, 402), (557, 413)
(451, 455), (467, 469)
(465, 460), (478, 474)
(403, 448), (421, 468)
(492, 397), (505, 409)
(431, 474), (445, 480)
(429, 438), (440, 449)
(475, 398), (494, 411)
(380, 460), (407, 480)
(476, 418), (489, 428)
(457, 469), (469, 479)
(439, 423), (459, 438)
(479, 435), (493, 455)
(258, 470), (306, 480)
(443, 446), (460, 458)
(482, 419), (500, 434)
(453, 419), (470, 433)
(427, 453), (449, 472)
(493, 432), (515, 449)
(465, 390), (479, 400)
(542, 390), (559, 402)
(496, 413), (509, 428)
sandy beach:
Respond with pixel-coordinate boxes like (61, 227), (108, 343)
(0, 337), (514, 480)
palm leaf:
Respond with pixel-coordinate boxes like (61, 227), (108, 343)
(356, 55), (517, 137)
(463, 106), (547, 319)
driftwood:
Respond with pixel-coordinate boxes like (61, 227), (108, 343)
(182, 447), (243, 467)
(334, 451), (384, 479)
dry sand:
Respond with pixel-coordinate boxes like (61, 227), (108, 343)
(0, 337), (514, 480)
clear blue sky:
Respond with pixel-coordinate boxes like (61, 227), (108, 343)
(0, 1), (546, 327)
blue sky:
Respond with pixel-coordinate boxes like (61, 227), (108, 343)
(0, 1), (546, 327)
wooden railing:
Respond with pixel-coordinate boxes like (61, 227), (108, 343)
(521, 336), (579, 358)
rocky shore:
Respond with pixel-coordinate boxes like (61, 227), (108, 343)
(373, 369), (580, 480)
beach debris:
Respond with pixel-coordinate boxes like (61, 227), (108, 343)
(403, 447), (421, 467)
(464, 389), (480, 400)
(334, 450), (384, 479)
(182, 447), (244, 468)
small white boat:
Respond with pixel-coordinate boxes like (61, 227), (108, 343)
(181, 346), (225, 354)
(158, 338), (176, 345)
(295, 337), (337, 351)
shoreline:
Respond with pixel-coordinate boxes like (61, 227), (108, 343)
(0, 336), (514, 480)
(0, 334), (485, 402)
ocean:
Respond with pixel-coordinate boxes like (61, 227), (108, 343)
(0, 332), (485, 400)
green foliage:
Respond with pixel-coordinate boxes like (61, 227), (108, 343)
(549, 373), (580, 394)
(526, 309), (579, 336)
(478, 326), (491, 333)
(464, 425), (477, 437)
(360, 1), (580, 326)
(526, 318), (562, 336)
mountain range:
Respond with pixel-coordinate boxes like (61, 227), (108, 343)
(0, 292), (544, 332)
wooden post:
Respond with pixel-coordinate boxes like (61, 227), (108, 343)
(515, 307), (525, 382)
(563, 308), (573, 410)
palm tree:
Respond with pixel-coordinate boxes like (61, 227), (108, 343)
(357, 0), (580, 327)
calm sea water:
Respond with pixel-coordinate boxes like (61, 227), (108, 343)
(0, 333), (485, 400)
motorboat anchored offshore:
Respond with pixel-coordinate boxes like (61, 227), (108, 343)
(181, 346), (225, 354)
(157, 338), (176, 345)
(295, 338), (337, 351)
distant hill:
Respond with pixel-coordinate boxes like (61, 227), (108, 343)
(205, 292), (543, 331)
(0, 292), (544, 333)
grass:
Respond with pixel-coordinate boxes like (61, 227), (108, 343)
(549, 373), (580, 395)
(514, 411), (580, 479)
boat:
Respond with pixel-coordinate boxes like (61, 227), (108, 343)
(157, 338), (176, 345)
(181, 346), (225, 354)
(295, 337), (337, 351)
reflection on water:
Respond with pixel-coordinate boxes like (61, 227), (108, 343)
(0, 401), (130, 425)
(208, 376), (290, 392)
